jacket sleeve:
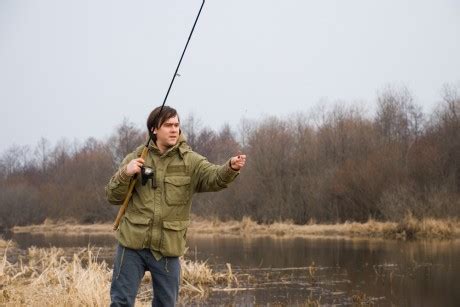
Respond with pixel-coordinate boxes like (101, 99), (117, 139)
(105, 154), (134, 205)
(192, 153), (240, 193)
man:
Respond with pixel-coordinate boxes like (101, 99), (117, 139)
(106, 106), (246, 306)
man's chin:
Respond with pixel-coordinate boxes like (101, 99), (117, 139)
(167, 140), (178, 146)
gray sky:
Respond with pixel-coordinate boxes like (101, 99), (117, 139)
(1, 0), (459, 153)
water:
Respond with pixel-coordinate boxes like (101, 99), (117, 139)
(6, 232), (460, 306)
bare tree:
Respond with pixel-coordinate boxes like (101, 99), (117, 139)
(375, 85), (423, 148)
(108, 118), (145, 165)
(0, 144), (31, 177)
(34, 137), (51, 172)
(181, 113), (202, 150)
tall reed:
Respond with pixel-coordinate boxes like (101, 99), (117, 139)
(0, 244), (235, 305)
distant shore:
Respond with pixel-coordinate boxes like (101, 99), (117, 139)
(10, 215), (460, 240)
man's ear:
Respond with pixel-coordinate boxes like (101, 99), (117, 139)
(152, 128), (157, 135)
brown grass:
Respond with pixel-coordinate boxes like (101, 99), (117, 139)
(389, 214), (458, 239)
(190, 215), (459, 240)
(0, 237), (14, 249)
(0, 244), (236, 306)
(1, 245), (111, 306)
(11, 215), (460, 240)
(180, 259), (238, 299)
(12, 218), (112, 234)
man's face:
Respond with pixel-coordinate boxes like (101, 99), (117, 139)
(154, 115), (180, 148)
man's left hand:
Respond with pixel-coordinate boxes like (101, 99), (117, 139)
(230, 154), (247, 171)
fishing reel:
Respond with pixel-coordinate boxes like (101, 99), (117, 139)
(141, 166), (157, 189)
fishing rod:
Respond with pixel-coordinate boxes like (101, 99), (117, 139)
(113, 0), (206, 230)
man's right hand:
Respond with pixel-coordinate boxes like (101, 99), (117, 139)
(125, 158), (145, 176)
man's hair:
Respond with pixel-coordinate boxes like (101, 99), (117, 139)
(146, 106), (180, 142)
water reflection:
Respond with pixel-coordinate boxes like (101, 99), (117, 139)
(10, 232), (117, 249)
(187, 236), (460, 306)
(7, 232), (460, 306)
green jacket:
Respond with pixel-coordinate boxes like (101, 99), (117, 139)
(106, 135), (239, 258)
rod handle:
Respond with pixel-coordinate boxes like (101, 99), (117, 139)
(112, 146), (150, 231)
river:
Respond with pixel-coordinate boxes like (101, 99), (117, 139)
(6, 232), (460, 306)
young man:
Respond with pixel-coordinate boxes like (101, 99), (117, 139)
(106, 106), (246, 306)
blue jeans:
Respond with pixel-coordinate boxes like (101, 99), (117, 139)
(110, 244), (180, 307)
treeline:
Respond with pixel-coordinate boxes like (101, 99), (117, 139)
(0, 119), (145, 229)
(0, 85), (459, 229)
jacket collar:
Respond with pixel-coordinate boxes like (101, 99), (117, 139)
(148, 134), (191, 158)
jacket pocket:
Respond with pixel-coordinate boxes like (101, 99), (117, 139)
(160, 220), (190, 257)
(164, 176), (191, 206)
(117, 213), (151, 249)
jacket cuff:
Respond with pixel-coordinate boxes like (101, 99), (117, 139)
(117, 165), (132, 184)
(218, 159), (240, 183)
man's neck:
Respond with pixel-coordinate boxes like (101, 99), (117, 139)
(156, 143), (167, 154)
(155, 142), (173, 155)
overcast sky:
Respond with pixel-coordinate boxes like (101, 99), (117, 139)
(1, 0), (459, 153)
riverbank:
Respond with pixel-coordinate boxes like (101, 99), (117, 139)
(11, 215), (460, 240)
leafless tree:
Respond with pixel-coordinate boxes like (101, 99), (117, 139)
(108, 118), (145, 165)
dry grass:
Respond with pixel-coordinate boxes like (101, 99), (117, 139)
(180, 259), (238, 299)
(11, 215), (460, 240)
(0, 244), (236, 306)
(12, 218), (112, 234)
(1, 245), (111, 306)
(0, 237), (14, 249)
(389, 214), (458, 239)
(190, 215), (459, 240)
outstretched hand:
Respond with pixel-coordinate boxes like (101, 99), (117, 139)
(230, 154), (247, 171)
